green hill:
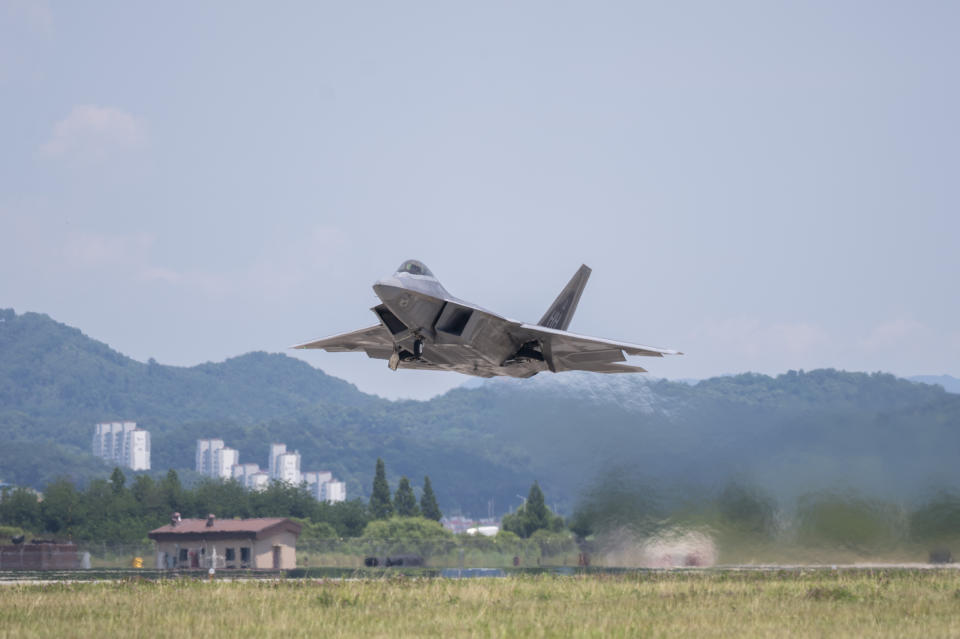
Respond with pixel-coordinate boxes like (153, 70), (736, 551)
(2, 307), (959, 516)
(0, 308), (528, 510)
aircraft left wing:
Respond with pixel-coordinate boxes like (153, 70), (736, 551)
(514, 323), (681, 374)
(291, 325), (395, 360)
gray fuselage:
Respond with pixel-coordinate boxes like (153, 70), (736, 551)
(372, 272), (545, 378)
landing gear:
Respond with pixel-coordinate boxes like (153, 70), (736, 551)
(388, 338), (424, 372)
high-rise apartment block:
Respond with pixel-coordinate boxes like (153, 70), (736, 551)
(232, 463), (259, 481)
(322, 481), (346, 504)
(247, 471), (269, 491)
(213, 447), (239, 479)
(268, 443), (287, 478)
(303, 471), (333, 500)
(124, 429), (151, 471)
(231, 463), (269, 490)
(195, 439), (225, 476)
(302, 470), (345, 503)
(93, 422), (150, 471)
(193, 438), (345, 501)
(275, 451), (301, 485)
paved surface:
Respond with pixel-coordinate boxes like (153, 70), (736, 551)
(2, 563), (959, 585)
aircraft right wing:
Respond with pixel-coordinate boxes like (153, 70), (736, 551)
(515, 323), (681, 373)
(291, 325), (395, 360)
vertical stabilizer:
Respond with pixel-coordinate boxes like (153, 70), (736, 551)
(538, 265), (592, 331)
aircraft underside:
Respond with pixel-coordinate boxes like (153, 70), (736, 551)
(372, 293), (550, 378)
(389, 339), (548, 378)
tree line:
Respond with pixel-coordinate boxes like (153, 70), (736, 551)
(0, 468), (370, 544)
(0, 460), (568, 546)
(368, 458), (442, 521)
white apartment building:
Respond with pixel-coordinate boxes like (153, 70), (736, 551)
(188, 439), (343, 499)
(301, 470), (346, 503)
(232, 463), (260, 484)
(93, 422), (150, 471)
(248, 472), (270, 491)
(93, 422), (134, 460)
(302, 471), (333, 500)
(268, 443), (286, 478)
(275, 451), (301, 485)
(124, 428), (151, 471)
(213, 447), (239, 480)
(195, 439), (225, 476)
(322, 481), (346, 504)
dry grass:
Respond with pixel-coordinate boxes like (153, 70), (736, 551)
(1, 570), (959, 638)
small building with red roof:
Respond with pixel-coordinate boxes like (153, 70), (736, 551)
(148, 513), (301, 570)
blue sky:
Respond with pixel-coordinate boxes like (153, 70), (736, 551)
(1, 1), (957, 399)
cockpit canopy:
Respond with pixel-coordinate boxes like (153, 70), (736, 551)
(395, 259), (434, 277)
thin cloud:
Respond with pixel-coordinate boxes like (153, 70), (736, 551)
(139, 267), (181, 284)
(4, 0), (53, 35)
(134, 225), (350, 301)
(859, 318), (927, 353)
(39, 105), (146, 162)
(63, 231), (155, 268)
(696, 317), (830, 359)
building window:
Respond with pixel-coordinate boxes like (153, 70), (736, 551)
(241, 547), (250, 563)
(179, 548), (188, 562)
(225, 547), (235, 561)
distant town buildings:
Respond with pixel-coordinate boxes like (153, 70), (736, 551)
(213, 447), (239, 480)
(194, 438), (346, 503)
(195, 438), (224, 477)
(92, 422), (150, 471)
(302, 470), (332, 497)
(276, 451), (302, 485)
(231, 463), (258, 487)
(268, 443), (287, 478)
(442, 516), (500, 535)
(322, 481), (346, 503)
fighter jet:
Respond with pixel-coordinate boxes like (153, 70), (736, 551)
(293, 260), (680, 378)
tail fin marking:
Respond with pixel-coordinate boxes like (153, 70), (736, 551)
(538, 264), (592, 331)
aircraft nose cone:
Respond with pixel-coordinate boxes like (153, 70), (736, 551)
(373, 278), (404, 302)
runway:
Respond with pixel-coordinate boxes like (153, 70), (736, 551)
(2, 563), (958, 584)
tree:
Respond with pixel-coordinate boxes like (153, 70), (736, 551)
(161, 469), (185, 513)
(109, 467), (126, 495)
(361, 516), (452, 541)
(369, 458), (393, 519)
(0, 487), (41, 531)
(526, 481), (549, 532)
(910, 490), (960, 545)
(796, 491), (903, 552)
(291, 517), (339, 542)
(394, 476), (419, 517)
(420, 476), (442, 521)
(502, 481), (562, 538)
(717, 481), (776, 537)
(318, 499), (370, 537)
(40, 478), (84, 535)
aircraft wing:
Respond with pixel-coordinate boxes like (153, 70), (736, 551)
(516, 323), (681, 373)
(291, 325), (394, 360)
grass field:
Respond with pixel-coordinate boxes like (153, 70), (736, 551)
(1, 570), (959, 638)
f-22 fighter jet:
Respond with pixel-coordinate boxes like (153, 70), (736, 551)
(293, 260), (680, 378)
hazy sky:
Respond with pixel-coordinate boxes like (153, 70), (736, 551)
(2, 1), (957, 399)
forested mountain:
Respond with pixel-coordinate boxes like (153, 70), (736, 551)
(2, 307), (959, 516)
(909, 374), (960, 394)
